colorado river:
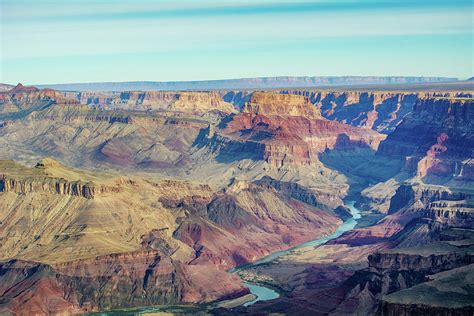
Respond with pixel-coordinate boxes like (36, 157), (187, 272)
(97, 201), (361, 314)
(233, 200), (362, 306)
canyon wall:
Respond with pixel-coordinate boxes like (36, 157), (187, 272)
(378, 97), (473, 182)
(282, 90), (472, 133)
(203, 92), (386, 168)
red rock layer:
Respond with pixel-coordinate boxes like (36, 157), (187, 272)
(161, 178), (342, 269)
(0, 250), (247, 315)
(282, 90), (472, 133)
(213, 92), (385, 167)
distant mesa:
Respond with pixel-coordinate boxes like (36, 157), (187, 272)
(0, 83), (15, 92)
(243, 92), (321, 118)
(35, 76), (460, 92)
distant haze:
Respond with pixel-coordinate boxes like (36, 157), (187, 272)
(37, 76), (460, 92)
(2, 0), (473, 83)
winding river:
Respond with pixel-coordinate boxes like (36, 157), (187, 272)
(233, 200), (362, 306)
(98, 201), (361, 314)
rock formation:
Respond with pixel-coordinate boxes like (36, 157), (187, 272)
(282, 90), (472, 133)
(0, 158), (344, 314)
(0, 84), (472, 315)
(378, 97), (473, 183)
(202, 92), (386, 168)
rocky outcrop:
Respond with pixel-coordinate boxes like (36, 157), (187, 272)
(379, 264), (474, 316)
(0, 159), (126, 199)
(163, 178), (343, 269)
(380, 300), (474, 316)
(378, 97), (473, 182)
(0, 250), (247, 314)
(0, 175), (100, 199)
(368, 252), (474, 273)
(78, 91), (236, 114)
(221, 90), (252, 110)
(290, 236), (474, 316)
(243, 92), (321, 118)
(282, 91), (472, 133)
(411, 97), (473, 128)
(170, 92), (236, 114)
(254, 175), (344, 209)
(0, 83), (79, 109)
(387, 184), (469, 215)
(202, 92), (386, 168)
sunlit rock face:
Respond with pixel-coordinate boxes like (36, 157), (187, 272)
(282, 90), (472, 133)
(205, 91), (385, 168)
(0, 83), (472, 315)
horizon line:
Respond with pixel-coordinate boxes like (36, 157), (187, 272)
(21, 75), (473, 87)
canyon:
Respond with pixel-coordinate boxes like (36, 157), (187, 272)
(0, 83), (473, 315)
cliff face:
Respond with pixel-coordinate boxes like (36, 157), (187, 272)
(243, 92), (321, 118)
(164, 177), (342, 269)
(254, 175), (344, 210)
(282, 90), (472, 133)
(387, 184), (469, 215)
(0, 101), (210, 169)
(289, 156), (473, 316)
(77, 91), (236, 114)
(368, 252), (473, 273)
(202, 92), (385, 168)
(0, 160), (346, 314)
(0, 159), (131, 199)
(0, 84), (77, 121)
(378, 97), (473, 182)
(296, 228), (474, 316)
(0, 250), (247, 315)
(411, 97), (473, 127)
(379, 264), (474, 316)
(0, 175), (98, 198)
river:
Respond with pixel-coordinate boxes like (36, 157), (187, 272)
(234, 200), (362, 306)
(96, 201), (361, 314)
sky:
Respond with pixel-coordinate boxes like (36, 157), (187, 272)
(1, 0), (473, 84)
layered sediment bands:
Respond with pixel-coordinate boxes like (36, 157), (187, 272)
(77, 90), (237, 114)
(243, 92), (321, 118)
(0, 175), (99, 199)
(222, 113), (384, 166)
(294, 232), (474, 316)
(0, 250), (247, 314)
(206, 92), (385, 168)
(254, 175), (344, 209)
(204, 132), (266, 162)
(0, 160), (126, 199)
(168, 178), (342, 269)
(0, 160), (346, 314)
(412, 97), (473, 126)
(380, 299), (474, 316)
(380, 264), (474, 316)
(377, 97), (473, 182)
(387, 184), (469, 215)
(221, 91), (252, 110)
(368, 252), (474, 273)
(170, 92), (236, 114)
(0, 84), (79, 115)
(281, 90), (472, 133)
(0, 103), (208, 169)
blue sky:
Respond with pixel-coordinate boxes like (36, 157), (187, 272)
(1, 0), (473, 84)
